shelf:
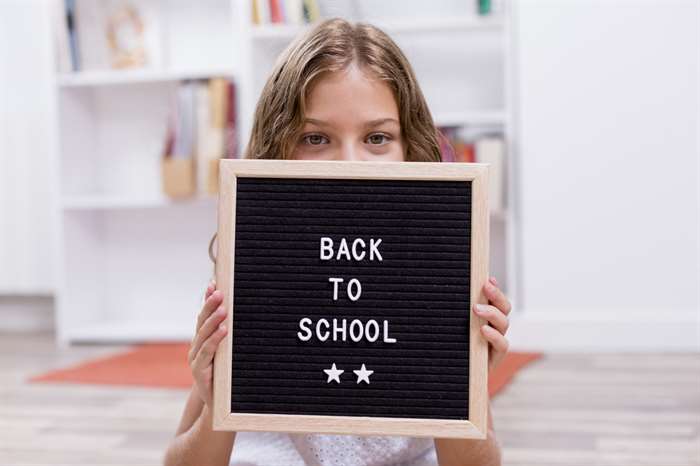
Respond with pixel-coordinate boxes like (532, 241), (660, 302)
(62, 194), (216, 210)
(252, 15), (503, 40)
(68, 319), (193, 343)
(57, 68), (235, 88)
(434, 110), (507, 127)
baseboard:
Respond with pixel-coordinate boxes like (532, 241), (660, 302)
(0, 295), (54, 332)
(508, 309), (700, 352)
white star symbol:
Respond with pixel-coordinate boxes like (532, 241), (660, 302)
(323, 363), (344, 383)
(353, 364), (374, 384)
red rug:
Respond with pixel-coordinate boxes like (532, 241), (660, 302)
(30, 343), (541, 397)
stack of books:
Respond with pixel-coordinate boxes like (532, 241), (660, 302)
(162, 78), (236, 198)
(252, 0), (321, 25)
(439, 126), (506, 213)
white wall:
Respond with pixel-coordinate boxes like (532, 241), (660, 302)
(509, 0), (700, 351)
(0, 0), (55, 295)
(0, 0), (56, 331)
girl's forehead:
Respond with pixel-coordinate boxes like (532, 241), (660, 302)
(304, 66), (400, 125)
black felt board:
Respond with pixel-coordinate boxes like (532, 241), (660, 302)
(231, 177), (471, 420)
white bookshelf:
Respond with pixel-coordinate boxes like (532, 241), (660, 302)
(52, 0), (518, 344)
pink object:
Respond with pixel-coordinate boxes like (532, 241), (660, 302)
(437, 129), (456, 162)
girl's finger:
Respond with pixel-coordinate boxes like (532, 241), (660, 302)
(483, 281), (512, 316)
(204, 279), (217, 301)
(481, 324), (509, 354)
(196, 290), (223, 333)
(473, 303), (509, 335)
(192, 323), (228, 374)
(489, 276), (499, 287)
(189, 306), (227, 363)
(481, 325), (508, 370)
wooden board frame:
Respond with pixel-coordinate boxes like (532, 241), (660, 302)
(213, 159), (489, 439)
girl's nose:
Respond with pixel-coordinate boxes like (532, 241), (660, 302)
(338, 141), (360, 161)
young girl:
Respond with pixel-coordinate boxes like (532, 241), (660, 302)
(164, 18), (511, 466)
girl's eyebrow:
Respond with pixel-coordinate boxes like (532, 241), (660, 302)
(303, 118), (329, 127)
(363, 118), (399, 129)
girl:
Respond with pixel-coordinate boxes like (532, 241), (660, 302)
(164, 18), (511, 466)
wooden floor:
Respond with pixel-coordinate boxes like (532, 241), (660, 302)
(1, 332), (698, 466)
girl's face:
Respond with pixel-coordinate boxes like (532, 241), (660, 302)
(291, 64), (405, 161)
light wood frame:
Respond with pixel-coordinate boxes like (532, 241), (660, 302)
(213, 159), (489, 439)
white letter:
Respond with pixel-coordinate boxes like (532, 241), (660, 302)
(370, 238), (383, 261)
(349, 319), (364, 342)
(347, 278), (362, 301)
(383, 320), (396, 343)
(365, 320), (380, 342)
(332, 318), (347, 341)
(316, 319), (330, 341)
(297, 317), (312, 341)
(328, 277), (344, 301)
(320, 237), (334, 260)
(352, 238), (366, 261)
(336, 238), (351, 260)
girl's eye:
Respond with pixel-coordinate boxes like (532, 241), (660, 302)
(302, 134), (329, 146)
(366, 133), (391, 145)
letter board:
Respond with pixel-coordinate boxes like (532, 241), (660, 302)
(213, 160), (489, 439)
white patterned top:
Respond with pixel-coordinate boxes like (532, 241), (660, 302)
(229, 431), (437, 466)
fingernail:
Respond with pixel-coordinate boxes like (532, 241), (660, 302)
(475, 304), (489, 314)
(490, 276), (499, 286)
(219, 323), (227, 331)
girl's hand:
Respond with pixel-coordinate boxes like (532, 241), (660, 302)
(188, 279), (228, 407)
(473, 276), (511, 371)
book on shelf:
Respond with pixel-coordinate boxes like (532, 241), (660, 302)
(439, 126), (476, 164)
(163, 78), (237, 198)
(253, 0), (320, 26)
(270, 0), (283, 24)
(477, 0), (503, 16)
(285, 0), (305, 24)
(54, 0), (163, 72)
(439, 125), (506, 213)
(51, 0), (76, 72)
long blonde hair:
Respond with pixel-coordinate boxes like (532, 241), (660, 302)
(209, 18), (442, 268)
(245, 17), (441, 161)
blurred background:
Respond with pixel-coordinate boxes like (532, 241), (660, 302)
(0, 0), (698, 465)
